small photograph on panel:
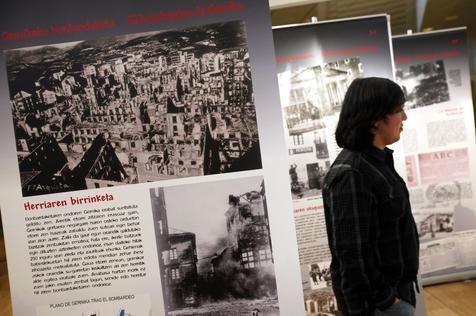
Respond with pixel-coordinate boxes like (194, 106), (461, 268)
(301, 260), (338, 315)
(6, 20), (261, 197)
(405, 155), (418, 187)
(308, 261), (331, 290)
(279, 57), (364, 135)
(413, 210), (454, 241)
(313, 129), (330, 160)
(289, 160), (330, 200)
(395, 60), (450, 109)
(303, 287), (338, 316)
(425, 181), (472, 204)
(149, 176), (279, 316)
(409, 188), (425, 207)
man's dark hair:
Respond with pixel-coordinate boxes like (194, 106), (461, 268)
(335, 77), (405, 150)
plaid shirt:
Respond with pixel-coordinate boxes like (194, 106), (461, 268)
(323, 147), (419, 315)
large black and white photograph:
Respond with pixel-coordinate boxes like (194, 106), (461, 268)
(149, 176), (279, 315)
(395, 60), (450, 109)
(6, 20), (261, 197)
(279, 58), (364, 135)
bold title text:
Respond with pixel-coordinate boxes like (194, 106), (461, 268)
(24, 193), (114, 211)
(276, 44), (379, 64)
(395, 50), (461, 64)
(1, 1), (245, 42)
(2, 20), (116, 41)
(129, 0), (245, 25)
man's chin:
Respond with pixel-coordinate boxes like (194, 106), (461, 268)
(388, 136), (401, 145)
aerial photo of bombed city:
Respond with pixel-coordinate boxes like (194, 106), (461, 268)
(6, 20), (261, 197)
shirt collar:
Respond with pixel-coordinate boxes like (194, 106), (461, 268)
(362, 145), (393, 163)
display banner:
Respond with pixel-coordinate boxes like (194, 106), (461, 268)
(393, 28), (476, 285)
(0, 1), (306, 315)
(273, 15), (427, 315)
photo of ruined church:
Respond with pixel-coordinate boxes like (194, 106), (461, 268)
(6, 20), (261, 197)
(149, 176), (279, 315)
(280, 57), (364, 135)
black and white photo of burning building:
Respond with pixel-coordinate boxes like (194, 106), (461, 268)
(6, 20), (261, 197)
(395, 60), (450, 109)
(149, 176), (279, 315)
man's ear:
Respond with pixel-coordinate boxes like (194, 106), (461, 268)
(370, 120), (380, 135)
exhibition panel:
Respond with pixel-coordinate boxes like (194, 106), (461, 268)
(1, 0), (473, 314)
(273, 15), (427, 315)
(394, 28), (476, 286)
(0, 0), (305, 315)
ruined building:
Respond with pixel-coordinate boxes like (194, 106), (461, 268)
(207, 181), (276, 300)
(71, 133), (128, 189)
(150, 188), (199, 312)
(19, 135), (70, 196)
(219, 181), (273, 270)
(17, 131), (128, 196)
(167, 233), (199, 307)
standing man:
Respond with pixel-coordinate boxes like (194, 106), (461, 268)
(323, 77), (419, 316)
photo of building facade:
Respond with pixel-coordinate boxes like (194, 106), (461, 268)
(281, 57), (364, 135)
(304, 287), (338, 316)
